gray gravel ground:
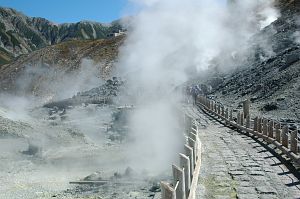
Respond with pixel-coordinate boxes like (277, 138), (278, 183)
(0, 104), (162, 199)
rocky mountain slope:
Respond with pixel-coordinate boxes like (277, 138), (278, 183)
(0, 35), (125, 96)
(0, 7), (123, 65)
(209, 0), (300, 122)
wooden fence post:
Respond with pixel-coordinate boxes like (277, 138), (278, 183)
(189, 132), (197, 143)
(191, 127), (197, 136)
(290, 130), (298, 154)
(263, 119), (268, 136)
(191, 120), (197, 133)
(246, 115), (250, 128)
(254, 117), (258, 131)
(282, 126), (289, 148)
(184, 144), (194, 179)
(230, 110), (233, 121)
(188, 138), (197, 165)
(191, 126), (197, 133)
(240, 112), (244, 126)
(214, 103), (217, 113)
(172, 164), (186, 199)
(243, 99), (250, 119)
(268, 120), (274, 138)
(237, 112), (241, 125)
(221, 106), (225, 117)
(225, 108), (229, 120)
(161, 182), (176, 199)
(179, 153), (191, 197)
(257, 118), (262, 133)
(275, 123), (281, 143)
(185, 115), (192, 133)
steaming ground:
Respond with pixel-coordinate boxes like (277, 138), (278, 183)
(0, 103), (164, 199)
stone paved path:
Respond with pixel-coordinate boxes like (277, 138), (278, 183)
(182, 104), (300, 199)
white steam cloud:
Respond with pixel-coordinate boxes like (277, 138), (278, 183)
(117, 0), (279, 174)
(0, 59), (104, 123)
(16, 59), (104, 102)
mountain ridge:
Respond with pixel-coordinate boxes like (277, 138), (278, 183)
(0, 7), (124, 65)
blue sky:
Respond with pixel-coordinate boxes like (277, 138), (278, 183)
(0, 0), (228, 24)
(0, 0), (131, 23)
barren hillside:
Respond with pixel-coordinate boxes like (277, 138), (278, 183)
(0, 35), (125, 95)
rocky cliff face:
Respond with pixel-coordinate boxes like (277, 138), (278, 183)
(0, 7), (123, 65)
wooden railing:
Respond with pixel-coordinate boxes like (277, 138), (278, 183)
(196, 96), (300, 165)
(161, 116), (202, 199)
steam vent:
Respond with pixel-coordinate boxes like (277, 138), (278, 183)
(0, 0), (300, 198)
